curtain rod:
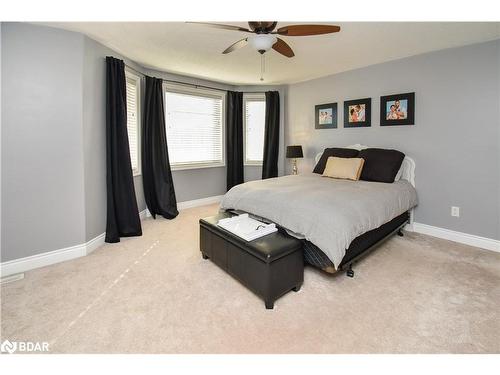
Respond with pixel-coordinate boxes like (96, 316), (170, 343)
(124, 62), (267, 94)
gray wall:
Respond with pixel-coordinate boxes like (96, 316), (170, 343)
(286, 39), (500, 240)
(1, 23), (87, 261)
(4, 21), (494, 264)
(81, 39), (240, 241)
(82, 36), (147, 241)
(497, 39), (500, 237)
(1, 22), (288, 263)
(1, 23), (3, 258)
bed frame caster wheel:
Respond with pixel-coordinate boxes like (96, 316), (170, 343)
(397, 229), (404, 237)
(293, 284), (302, 292)
(346, 264), (354, 278)
(265, 300), (274, 310)
(202, 253), (209, 260)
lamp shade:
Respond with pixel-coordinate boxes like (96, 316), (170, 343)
(286, 145), (303, 159)
(248, 34), (278, 52)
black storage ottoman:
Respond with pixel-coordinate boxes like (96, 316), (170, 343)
(199, 212), (303, 309)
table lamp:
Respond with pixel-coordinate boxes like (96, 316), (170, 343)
(286, 145), (303, 175)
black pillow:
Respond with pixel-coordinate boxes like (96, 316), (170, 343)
(313, 148), (359, 174)
(358, 148), (405, 183)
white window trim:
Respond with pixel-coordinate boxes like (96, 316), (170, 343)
(164, 83), (226, 171)
(243, 92), (266, 166)
(125, 68), (142, 177)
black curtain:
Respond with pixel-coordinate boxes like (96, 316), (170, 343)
(226, 91), (244, 191)
(262, 91), (280, 179)
(142, 76), (179, 220)
(105, 56), (142, 243)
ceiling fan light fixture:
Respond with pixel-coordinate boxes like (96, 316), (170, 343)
(247, 34), (277, 53)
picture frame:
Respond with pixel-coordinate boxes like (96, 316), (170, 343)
(343, 98), (371, 128)
(380, 92), (415, 126)
(315, 103), (338, 129)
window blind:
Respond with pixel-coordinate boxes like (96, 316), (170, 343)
(165, 89), (224, 169)
(244, 94), (266, 164)
(126, 74), (140, 175)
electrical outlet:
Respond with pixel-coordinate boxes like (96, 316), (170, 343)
(451, 206), (460, 217)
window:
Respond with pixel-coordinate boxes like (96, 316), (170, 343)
(165, 84), (225, 170)
(125, 70), (141, 176)
(243, 93), (266, 165)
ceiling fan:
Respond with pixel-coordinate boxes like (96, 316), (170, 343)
(189, 21), (341, 58)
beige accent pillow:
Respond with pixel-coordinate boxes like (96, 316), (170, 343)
(322, 157), (365, 181)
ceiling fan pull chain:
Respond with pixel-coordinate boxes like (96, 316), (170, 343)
(260, 53), (265, 81)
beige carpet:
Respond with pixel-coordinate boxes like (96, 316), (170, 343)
(1, 204), (499, 353)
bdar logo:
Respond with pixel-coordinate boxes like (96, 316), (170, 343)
(1, 340), (17, 354)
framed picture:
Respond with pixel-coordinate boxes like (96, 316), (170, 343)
(315, 103), (337, 129)
(343, 98), (371, 128)
(380, 92), (415, 126)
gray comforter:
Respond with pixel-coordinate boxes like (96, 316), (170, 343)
(220, 173), (418, 268)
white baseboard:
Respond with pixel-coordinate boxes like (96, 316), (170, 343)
(138, 195), (222, 218)
(85, 232), (105, 255)
(406, 222), (500, 253)
(1, 243), (88, 277)
(139, 208), (149, 219)
(0, 272), (25, 284)
(177, 195), (223, 210)
(0, 197), (222, 277)
(77, 209), (151, 256)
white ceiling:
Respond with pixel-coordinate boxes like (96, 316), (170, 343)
(43, 22), (500, 85)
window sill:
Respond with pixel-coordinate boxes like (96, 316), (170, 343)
(244, 162), (263, 167)
(171, 162), (226, 172)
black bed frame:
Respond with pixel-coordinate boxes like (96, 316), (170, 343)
(337, 211), (410, 277)
(225, 209), (410, 278)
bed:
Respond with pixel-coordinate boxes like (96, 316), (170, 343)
(220, 144), (418, 275)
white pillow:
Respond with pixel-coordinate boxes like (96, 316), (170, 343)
(345, 144), (368, 151)
(394, 165), (404, 181)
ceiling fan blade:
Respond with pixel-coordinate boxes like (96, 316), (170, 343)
(222, 38), (248, 54)
(187, 22), (251, 33)
(272, 38), (295, 58)
(276, 24), (340, 36)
